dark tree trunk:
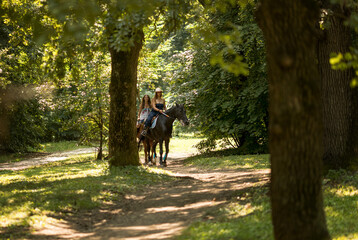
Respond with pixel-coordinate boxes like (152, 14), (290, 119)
(318, 2), (357, 170)
(257, 0), (330, 239)
(97, 99), (103, 160)
(108, 30), (144, 166)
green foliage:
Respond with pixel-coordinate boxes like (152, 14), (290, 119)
(2, 99), (45, 153)
(328, 1), (358, 87)
(0, 155), (174, 238)
(170, 2), (268, 152)
(0, 2), (50, 152)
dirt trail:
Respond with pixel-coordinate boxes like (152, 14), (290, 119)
(30, 152), (270, 240)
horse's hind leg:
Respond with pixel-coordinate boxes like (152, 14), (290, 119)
(163, 139), (170, 167)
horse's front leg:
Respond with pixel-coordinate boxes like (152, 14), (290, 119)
(163, 139), (170, 167)
(159, 140), (164, 166)
(152, 141), (157, 163)
(148, 140), (154, 165)
(144, 141), (150, 165)
(152, 141), (158, 159)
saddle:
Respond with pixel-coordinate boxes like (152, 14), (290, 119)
(136, 114), (159, 135)
(150, 115), (159, 129)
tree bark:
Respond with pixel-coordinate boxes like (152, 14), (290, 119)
(318, 2), (357, 170)
(108, 30), (144, 166)
(256, 0), (330, 239)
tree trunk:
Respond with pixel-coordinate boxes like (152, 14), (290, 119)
(256, 0), (330, 239)
(108, 31), (144, 166)
(318, 2), (357, 170)
(97, 100), (103, 160)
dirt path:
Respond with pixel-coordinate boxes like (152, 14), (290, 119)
(30, 152), (270, 240)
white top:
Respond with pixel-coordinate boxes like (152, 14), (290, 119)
(139, 107), (151, 121)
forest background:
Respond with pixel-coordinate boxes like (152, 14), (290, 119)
(0, 0), (268, 158)
(1, 0), (358, 239)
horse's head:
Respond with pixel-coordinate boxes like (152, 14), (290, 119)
(174, 103), (189, 126)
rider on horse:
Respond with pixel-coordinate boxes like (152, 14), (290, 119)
(137, 94), (151, 128)
(140, 88), (166, 137)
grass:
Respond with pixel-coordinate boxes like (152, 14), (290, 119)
(177, 151), (358, 240)
(38, 141), (92, 153)
(1, 139), (357, 239)
(0, 141), (92, 164)
(176, 186), (273, 240)
(0, 156), (174, 239)
(178, 152), (273, 240)
(168, 137), (203, 154)
(138, 137), (203, 159)
(184, 153), (270, 170)
(324, 170), (358, 240)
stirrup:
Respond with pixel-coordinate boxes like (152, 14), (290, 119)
(141, 129), (147, 136)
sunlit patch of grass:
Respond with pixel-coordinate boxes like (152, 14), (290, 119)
(177, 151), (272, 240)
(0, 141), (92, 164)
(324, 170), (358, 240)
(0, 156), (175, 238)
(39, 141), (92, 153)
(176, 185), (273, 240)
(184, 154), (270, 170)
(167, 137), (204, 154)
(179, 153), (358, 240)
(138, 138), (203, 158)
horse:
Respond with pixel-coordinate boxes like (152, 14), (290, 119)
(143, 103), (189, 166)
(137, 124), (156, 165)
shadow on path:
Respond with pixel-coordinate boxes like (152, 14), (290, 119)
(30, 152), (270, 240)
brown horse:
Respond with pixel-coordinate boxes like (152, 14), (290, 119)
(142, 104), (189, 166)
(137, 124), (156, 165)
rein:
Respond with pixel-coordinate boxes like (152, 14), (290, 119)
(161, 112), (175, 119)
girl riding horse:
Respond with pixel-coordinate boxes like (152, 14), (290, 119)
(140, 88), (166, 137)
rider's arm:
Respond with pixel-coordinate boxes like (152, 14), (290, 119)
(138, 105), (143, 120)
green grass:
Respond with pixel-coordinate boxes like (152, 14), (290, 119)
(0, 141), (92, 164)
(138, 137), (203, 159)
(184, 153), (270, 170)
(169, 137), (204, 154)
(177, 153), (272, 240)
(177, 152), (358, 240)
(176, 185), (273, 240)
(39, 141), (92, 153)
(324, 170), (358, 240)
(1, 139), (357, 239)
(0, 156), (174, 239)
